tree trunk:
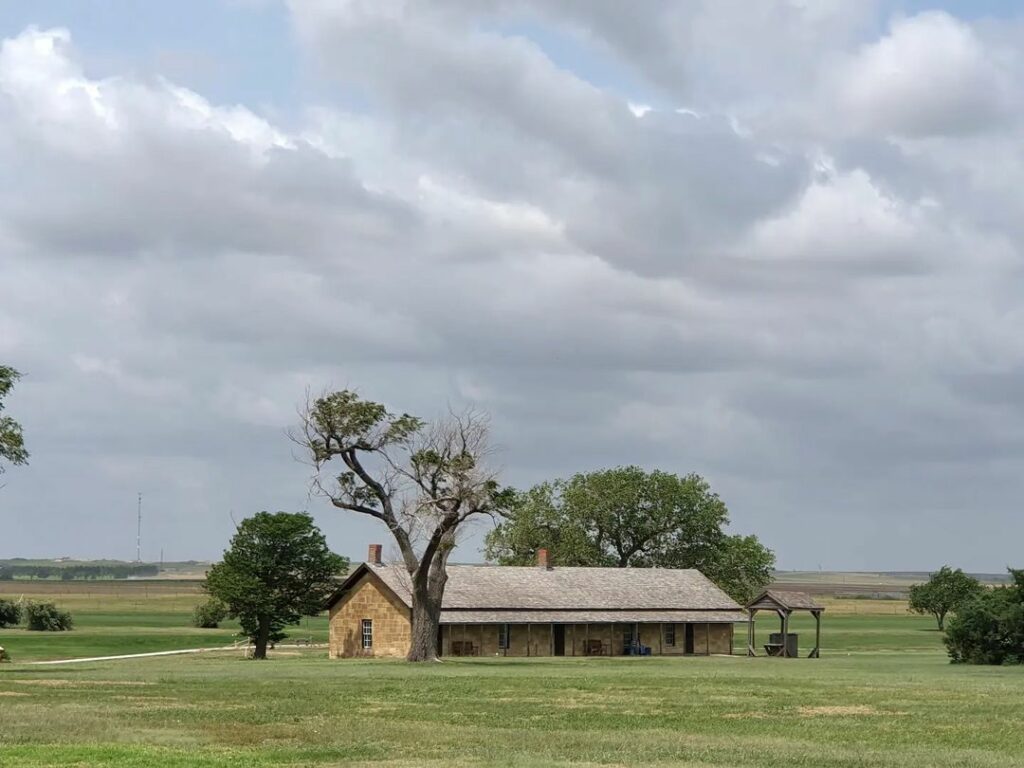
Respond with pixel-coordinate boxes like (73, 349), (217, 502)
(253, 615), (271, 660)
(937, 612), (946, 631)
(407, 546), (451, 662)
(408, 590), (442, 662)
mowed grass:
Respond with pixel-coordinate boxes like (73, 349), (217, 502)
(2, 584), (1023, 767)
(0, 580), (327, 661)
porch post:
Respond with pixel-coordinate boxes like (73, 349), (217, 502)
(658, 623), (663, 655)
(527, 623), (531, 657)
(480, 624), (484, 657)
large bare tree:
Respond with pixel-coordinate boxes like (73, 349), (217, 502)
(296, 390), (508, 662)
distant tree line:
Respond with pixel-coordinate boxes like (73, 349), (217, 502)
(0, 563), (159, 580)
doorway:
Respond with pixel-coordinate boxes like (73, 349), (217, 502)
(684, 623), (695, 654)
(553, 624), (565, 656)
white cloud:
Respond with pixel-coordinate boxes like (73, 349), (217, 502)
(830, 12), (1017, 138)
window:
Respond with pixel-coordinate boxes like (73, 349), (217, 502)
(361, 619), (373, 650)
(664, 624), (676, 646)
(498, 623), (510, 650)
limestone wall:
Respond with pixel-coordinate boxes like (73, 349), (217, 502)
(329, 573), (411, 658)
(708, 623), (733, 654)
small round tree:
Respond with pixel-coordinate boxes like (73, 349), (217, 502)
(25, 601), (73, 631)
(191, 598), (229, 629)
(945, 569), (1024, 665)
(908, 566), (984, 630)
(205, 512), (347, 659)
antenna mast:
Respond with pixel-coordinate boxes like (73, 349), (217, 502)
(136, 492), (142, 563)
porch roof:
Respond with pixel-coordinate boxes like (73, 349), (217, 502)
(439, 609), (749, 624)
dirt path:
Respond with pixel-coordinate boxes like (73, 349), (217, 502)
(22, 643), (326, 665)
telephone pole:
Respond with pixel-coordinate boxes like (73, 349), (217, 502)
(136, 492), (142, 563)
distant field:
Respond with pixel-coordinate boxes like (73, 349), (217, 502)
(0, 559), (210, 579)
(770, 570), (1010, 598)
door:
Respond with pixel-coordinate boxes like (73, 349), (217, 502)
(553, 624), (565, 656)
(684, 623), (695, 655)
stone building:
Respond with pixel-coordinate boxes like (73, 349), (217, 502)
(328, 545), (747, 659)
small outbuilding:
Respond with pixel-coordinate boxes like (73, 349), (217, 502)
(327, 545), (749, 658)
(745, 589), (824, 658)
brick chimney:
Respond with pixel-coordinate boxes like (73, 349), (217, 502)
(367, 544), (383, 565)
(536, 548), (551, 570)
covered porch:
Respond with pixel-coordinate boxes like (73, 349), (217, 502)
(438, 612), (743, 658)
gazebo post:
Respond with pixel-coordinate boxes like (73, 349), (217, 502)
(812, 610), (821, 658)
(782, 611), (791, 658)
(747, 609), (756, 656)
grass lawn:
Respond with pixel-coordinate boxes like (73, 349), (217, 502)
(2, 586), (1023, 767)
(0, 581), (327, 661)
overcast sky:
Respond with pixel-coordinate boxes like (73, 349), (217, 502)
(2, 1), (1023, 571)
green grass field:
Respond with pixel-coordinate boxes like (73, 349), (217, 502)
(0, 581), (327, 661)
(2, 584), (1023, 767)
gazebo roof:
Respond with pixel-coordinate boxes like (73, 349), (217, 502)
(746, 589), (824, 613)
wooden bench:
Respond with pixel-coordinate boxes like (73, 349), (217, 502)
(294, 636), (314, 647)
(451, 640), (477, 657)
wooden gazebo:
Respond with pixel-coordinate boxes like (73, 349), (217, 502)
(745, 590), (824, 658)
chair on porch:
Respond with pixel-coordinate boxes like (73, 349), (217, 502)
(451, 640), (477, 657)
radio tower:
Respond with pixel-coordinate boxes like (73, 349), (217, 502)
(136, 492), (142, 563)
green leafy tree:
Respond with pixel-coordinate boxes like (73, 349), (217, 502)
(945, 569), (1024, 665)
(909, 566), (984, 630)
(296, 391), (511, 661)
(0, 365), (29, 479)
(485, 467), (774, 603)
(0, 598), (22, 628)
(205, 512), (347, 659)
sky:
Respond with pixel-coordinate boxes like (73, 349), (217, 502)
(2, 1), (1024, 571)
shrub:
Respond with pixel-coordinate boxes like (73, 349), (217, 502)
(945, 568), (1024, 665)
(24, 601), (73, 631)
(192, 598), (229, 628)
(0, 598), (22, 627)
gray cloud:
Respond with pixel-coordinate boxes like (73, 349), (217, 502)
(2, 5), (1024, 571)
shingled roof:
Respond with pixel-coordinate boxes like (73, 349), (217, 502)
(329, 562), (747, 623)
(746, 589), (824, 612)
